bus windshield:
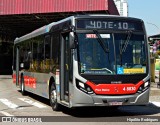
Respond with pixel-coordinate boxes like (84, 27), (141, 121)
(77, 33), (147, 75)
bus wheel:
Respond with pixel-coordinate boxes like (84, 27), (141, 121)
(21, 77), (25, 95)
(49, 83), (60, 111)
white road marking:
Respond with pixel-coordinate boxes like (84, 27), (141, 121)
(151, 101), (160, 107)
(0, 111), (14, 116)
(0, 99), (19, 109)
(18, 98), (47, 108)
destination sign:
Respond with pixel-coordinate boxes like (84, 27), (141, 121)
(76, 19), (143, 31)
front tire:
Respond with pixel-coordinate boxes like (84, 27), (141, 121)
(49, 83), (60, 111)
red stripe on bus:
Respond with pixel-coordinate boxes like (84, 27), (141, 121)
(12, 74), (16, 83)
(24, 76), (37, 89)
(12, 74), (36, 89)
(86, 80), (144, 95)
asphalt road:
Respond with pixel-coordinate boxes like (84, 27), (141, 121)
(0, 75), (160, 125)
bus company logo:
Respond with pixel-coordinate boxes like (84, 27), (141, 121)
(114, 87), (119, 92)
(2, 117), (12, 122)
(2, 117), (42, 122)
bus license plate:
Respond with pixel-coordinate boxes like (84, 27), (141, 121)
(109, 101), (123, 106)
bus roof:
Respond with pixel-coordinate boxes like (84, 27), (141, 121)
(75, 14), (143, 22)
(14, 15), (143, 44)
(14, 16), (75, 44)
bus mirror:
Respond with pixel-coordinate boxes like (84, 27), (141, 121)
(62, 25), (74, 33)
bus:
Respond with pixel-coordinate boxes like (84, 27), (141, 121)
(13, 15), (150, 111)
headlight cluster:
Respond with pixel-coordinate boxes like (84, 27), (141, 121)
(137, 81), (150, 93)
(76, 80), (94, 94)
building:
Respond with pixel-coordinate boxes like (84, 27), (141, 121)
(113, 0), (128, 16)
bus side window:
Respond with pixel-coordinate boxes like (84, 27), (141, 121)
(44, 35), (51, 72)
(23, 48), (31, 70)
(13, 46), (17, 70)
(18, 41), (31, 70)
(51, 34), (60, 74)
(45, 36), (50, 59)
(32, 41), (38, 71)
(38, 36), (45, 72)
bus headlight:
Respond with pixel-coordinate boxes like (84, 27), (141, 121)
(76, 80), (94, 94)
(144, 81), (149, 87)
(137, 81), (150, 93)
(79, 82), (85, 88)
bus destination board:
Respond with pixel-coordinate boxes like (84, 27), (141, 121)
(77, 19), (143, 31)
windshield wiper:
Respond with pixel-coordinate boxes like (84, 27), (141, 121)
(120, 30), (132, 53)
(93, 30), (111, 68)
(119, 30), (132, 66)
(93, 30), (109, 53)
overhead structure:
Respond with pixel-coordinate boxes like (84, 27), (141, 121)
(0, 0), (119, 40)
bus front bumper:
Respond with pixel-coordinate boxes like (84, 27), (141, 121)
(71, 88), (150, 107)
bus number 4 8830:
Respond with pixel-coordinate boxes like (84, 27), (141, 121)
(123, 87), (136, 91)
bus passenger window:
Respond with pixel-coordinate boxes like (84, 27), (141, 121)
(44, 38), (51, 72)
(51, 35), (60, 74)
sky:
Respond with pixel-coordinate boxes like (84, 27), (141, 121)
(128, 0), (160, 36)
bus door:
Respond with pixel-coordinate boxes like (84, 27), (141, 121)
(60, 33), (70, 102)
